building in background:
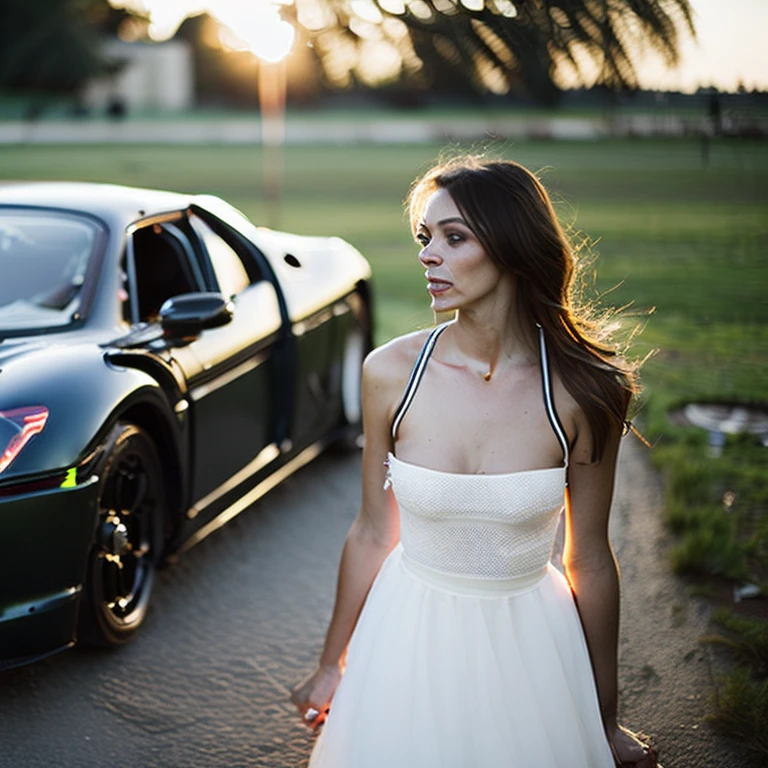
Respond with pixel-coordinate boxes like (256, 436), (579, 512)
(84, 39), (193, 114)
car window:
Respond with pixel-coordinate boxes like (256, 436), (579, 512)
(0, 209), (101, 333)
(188, 213), (252, 298)
(129, 222), (204, 324)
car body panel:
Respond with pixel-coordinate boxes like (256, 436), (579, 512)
(159, 281), (283, 505)
(0, 342), (176, 481)
(0, 475), (99, 668)
(190, 195), (372, 323)
(250, 229), (371, 323)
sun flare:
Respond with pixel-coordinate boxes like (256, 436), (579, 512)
(214, 4), (295, 63)
(112, 0), (295, 62)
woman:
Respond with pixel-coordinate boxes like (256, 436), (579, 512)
(292, 156), (658, 768)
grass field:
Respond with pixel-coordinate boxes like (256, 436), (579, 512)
(3, 136), (768, 748)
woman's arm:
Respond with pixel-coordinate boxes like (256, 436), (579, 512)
(291, 346), (403, 726)
(564, 424), (621, 728)
(566, 422), (654, 764)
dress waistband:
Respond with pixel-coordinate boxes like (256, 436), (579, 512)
(399, 548), (549, 597)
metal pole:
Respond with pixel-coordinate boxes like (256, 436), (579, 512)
(258, 59), (286, 230)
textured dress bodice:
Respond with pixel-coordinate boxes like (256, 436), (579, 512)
(387, 454), (565, 579)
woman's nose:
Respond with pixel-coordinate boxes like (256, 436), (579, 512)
(418, 244), (442, 266)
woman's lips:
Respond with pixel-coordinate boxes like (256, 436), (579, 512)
(427, 279), (452, 295)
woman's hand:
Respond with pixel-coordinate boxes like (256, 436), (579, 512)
(290, 664), (342, 730)
(607, 724), (658, 767)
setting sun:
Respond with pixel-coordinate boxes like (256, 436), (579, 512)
(111, 0), (295, 62)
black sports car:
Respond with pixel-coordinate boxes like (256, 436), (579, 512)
(0, 182), (373, 670)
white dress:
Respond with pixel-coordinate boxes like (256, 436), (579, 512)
(308, 325), (616, 768)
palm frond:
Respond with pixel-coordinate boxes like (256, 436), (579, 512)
(292, 0), (695, 102)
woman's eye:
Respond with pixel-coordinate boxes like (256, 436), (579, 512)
(416, 233), (430, 246)
(447, 233), (464, 244)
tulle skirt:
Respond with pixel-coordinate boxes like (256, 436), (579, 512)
(308, 544), (615, 768)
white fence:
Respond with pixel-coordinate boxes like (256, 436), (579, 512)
(0, 113), (765, 145)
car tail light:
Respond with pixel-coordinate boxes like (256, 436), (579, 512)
(0, 406), (49, 475)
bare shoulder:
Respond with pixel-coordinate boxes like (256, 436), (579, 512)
(359, 329), (432, 453)
(549, 369), (590, 458)
(362, 329), (433, 424)
(363, 328), (432, 387)
(550, 368), (625, 467)
(549, 369), (581, 423)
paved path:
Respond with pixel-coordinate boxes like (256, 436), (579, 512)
(0, 441), (750, 767)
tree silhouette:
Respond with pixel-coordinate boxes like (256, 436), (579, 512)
(0, 0), (137, 94)
(288, 0), (694, 104)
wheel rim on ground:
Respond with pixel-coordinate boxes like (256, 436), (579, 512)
(341, 326), (365, 428)
(84, 425), (164, 643)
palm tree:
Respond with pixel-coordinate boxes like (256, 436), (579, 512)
(288, 0), (694, 104)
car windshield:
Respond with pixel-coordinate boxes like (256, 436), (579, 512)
(0, 209), (101, 333)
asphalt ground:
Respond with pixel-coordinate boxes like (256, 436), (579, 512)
(0, 441), (753, 768)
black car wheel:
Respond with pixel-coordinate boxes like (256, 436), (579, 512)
(341, 325), (365, 426)
(335, 312), (370, 450)
(78, 423), (165, 647)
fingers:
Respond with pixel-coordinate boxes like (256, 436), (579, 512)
(304, 707), (320, 722)
(290, 685), (328, 729)
(291, 669), (338, 730)
(301, 704), (329, 730)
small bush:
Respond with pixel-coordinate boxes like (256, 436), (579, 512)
(670, 507), (748, 580)
(666, 458), (716, 507)
(705, 610), (768, 673)
(709, 668), (768, 762)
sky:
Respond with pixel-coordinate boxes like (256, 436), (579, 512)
(109, 0), (768, 92)
(641, 0), (768, 92)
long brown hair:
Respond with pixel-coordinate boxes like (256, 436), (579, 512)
(407, 155), (640, 462)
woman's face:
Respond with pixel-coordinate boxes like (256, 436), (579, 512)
(416, 188), (510, 314)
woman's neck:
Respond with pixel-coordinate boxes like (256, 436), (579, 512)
(447, 306), (537, 381)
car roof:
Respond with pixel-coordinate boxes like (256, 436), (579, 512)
(0, 181), (195, 228)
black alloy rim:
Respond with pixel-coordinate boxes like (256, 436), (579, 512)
(96, 444), (158, 628)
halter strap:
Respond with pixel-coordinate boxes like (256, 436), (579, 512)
(390, 323), (449, 441)
(537, 323), (570, 475)
(390, 322), (570, 475)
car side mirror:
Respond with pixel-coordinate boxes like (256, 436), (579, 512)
(159, 292), (234, 341)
